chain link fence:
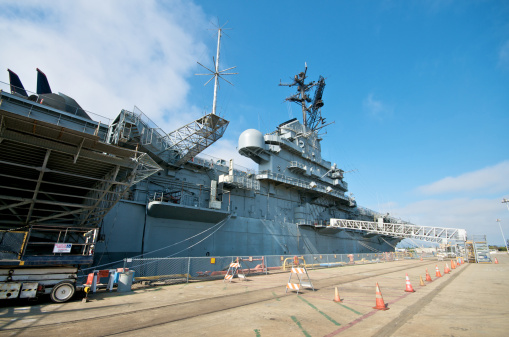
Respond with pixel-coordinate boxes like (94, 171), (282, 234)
(118, 251), (429, 286)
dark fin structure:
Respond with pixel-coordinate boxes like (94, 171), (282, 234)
(7, 69), (28, 97)
(59, 92), (91, 120)
(36, 68), (52, 94)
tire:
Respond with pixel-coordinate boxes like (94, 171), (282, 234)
(50, 281), (75, 303)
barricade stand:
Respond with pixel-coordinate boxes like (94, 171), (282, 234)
(286, 267), (315, 294)
(224, 261), (242, 283)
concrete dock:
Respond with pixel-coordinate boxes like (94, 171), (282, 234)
(1, 254), (508, 336)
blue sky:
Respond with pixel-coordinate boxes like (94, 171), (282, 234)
(1, 0), (508, 246)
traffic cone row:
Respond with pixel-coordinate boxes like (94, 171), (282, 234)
(344, 260), (471, 313)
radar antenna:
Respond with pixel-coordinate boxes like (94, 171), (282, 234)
(279, 63), (326, 130)
(196, 21), (238, 115)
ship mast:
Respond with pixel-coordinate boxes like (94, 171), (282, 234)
(279, 63), (326, 130)
(196, 23), (237, 115)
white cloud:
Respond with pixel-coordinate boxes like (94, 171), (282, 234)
(0, 0), (208, 127)
(203, 138), (257, 172)
(392, 197), (509, 246)
(417, 160), (509, 196)
(362, 93), (393, 119)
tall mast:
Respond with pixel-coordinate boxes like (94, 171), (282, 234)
(279, 63), (326, 131)
(212, 28), (222, 115)
(196, 23), (237, 115)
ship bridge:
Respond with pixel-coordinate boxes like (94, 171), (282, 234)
(328, 218), (467, 243)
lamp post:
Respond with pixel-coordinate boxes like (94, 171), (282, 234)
(496, 218), (509, 254)
(502, 199), (509, 253)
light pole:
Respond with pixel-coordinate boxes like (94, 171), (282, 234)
(496, 218), (509, 254)
(502, 199), (509, 252)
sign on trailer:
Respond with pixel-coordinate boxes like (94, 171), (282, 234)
(53, 243), (72, 253)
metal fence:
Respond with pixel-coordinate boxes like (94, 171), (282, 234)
(119, 251), (428, 285)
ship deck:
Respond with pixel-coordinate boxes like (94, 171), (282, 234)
(1, 254), (507, 336)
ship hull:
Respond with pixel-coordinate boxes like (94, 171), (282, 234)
(94, 201), (400, 266)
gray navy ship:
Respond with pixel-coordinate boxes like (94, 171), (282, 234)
(0, 28), (404, 271)
(94, 29), (404, 265)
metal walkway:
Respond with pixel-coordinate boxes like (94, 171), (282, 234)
(328, 218), (467, 243)
(107, 106), (229, 166)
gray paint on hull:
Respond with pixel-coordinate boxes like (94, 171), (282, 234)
(95, 201), (399, 266)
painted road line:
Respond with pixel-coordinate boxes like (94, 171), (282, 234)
(324, 293), (412, 336)
(297, 295), (341, 326)
(291, 316), (311, 337)
(336, 302), (362, 315)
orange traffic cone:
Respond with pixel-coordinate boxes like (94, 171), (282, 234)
(494, 258), (499, 264)
(373, 282), (389, 310)
(451, 259), (456, 269)
(419, 275), (426, 286)
(333, 287), (342, 302)
(420, 257), (423, 261)
(435, 265), (442, 277)
(425, 268), (433, 282)
(405, 273), (415, 292)
(444, 263), (450, 274)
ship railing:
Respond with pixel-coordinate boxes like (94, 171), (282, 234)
(0, 225), (97, 264)
(256, 170), (349, 201)
(289, 161), (306, 171)
(0, 82), (112, 127)
(115, 251), (432, 286)
(119, 108), (172, 153)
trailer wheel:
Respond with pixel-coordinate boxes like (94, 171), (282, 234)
(50, 281), (75, 303)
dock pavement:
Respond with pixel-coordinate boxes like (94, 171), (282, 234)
(1, 254), (508, 336)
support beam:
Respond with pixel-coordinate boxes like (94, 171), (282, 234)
(26, 149), (51, 223)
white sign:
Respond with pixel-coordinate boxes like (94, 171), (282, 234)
(53, 243), (72, 253)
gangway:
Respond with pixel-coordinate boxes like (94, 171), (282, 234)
(328, 218), (467, 243)
(466, 235), (491, 263)
(107, 107), (229, 167)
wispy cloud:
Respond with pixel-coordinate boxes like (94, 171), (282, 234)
(205, 138), (257, 172)
(0, 0), (208, 128)
(498, 40), (509, 69)
(362, 93), (393, 120)
(417, 160), (509, 196)
(392, 197), (509, 245)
